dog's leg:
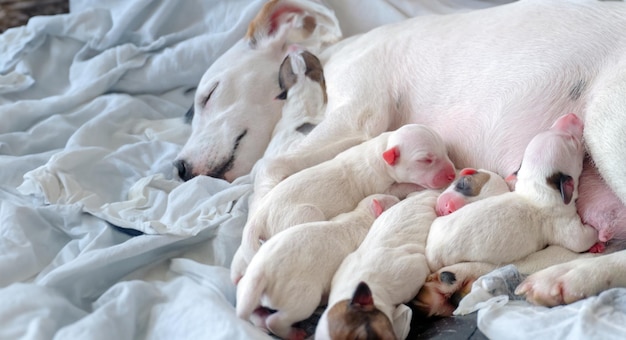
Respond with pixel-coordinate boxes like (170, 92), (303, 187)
(515, 251), (626, 306)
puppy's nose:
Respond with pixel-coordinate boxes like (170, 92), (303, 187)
(174, 159), (193, 181)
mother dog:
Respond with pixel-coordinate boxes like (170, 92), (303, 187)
(176, 0), (626, 307)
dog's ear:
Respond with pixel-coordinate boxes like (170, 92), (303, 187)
(246, 1), (315, 48)
(559, 174), (575, 205)
(350, 282), (375, 312)
(383, 146), (399, 166)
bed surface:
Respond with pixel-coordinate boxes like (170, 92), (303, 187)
(2, 1), (626, 339)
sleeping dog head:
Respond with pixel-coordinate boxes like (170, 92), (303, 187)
(173, 0), (341, 182)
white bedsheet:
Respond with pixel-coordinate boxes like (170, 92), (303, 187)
(0, 0), (565, 339)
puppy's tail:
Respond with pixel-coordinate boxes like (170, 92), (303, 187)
(236, 267), (267, 320)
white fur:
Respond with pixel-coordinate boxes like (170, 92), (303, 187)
(435, 168), (510, 216)
(249, 48), (327, 214)
(174, 0), (341, 181)
(317, 190), (439, 339)
(426, 114), (599, 271)
(231, 123), (455, 283)
(236, 194), (399, 339)
(190, 0), (626, 306)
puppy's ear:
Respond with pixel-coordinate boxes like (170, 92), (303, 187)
(350, 282), (375, 311)
(383, 146), (399, 166)
(371, 199), (384, 217)
(459, 168), (477, 176)
(505, 172), (517, 191)
(559, 174), (575, 205)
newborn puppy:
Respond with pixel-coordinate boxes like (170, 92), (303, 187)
(232, 123), (456, 283)
(426, 113), (599, 271)
(435, 168), (510, 216)
(316, 190), (439, 340)
(249, 47), (327, 214)
(236, 194), (399, 340)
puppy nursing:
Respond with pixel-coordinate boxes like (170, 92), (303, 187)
(236, 194), (399, 340)
(316, 168), (508, 339)
(232, 123), (456, 283)
(426, 113), (599, 271)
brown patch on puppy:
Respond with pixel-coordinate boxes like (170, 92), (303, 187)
(326, 282), (397, 340)
(454, 171), (491, 197)
(300, 50), (327, 103)
(411, 272), (475, 318)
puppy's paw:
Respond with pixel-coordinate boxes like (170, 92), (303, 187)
(515, 259), (611, 306)
(588, 242), (606, 254)
(412, 270), (473, 317)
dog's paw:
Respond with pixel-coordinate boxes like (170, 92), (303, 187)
(515, 259), (611, 306)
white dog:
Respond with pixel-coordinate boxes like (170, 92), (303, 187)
(231, 123), (456, 283)
(236, 194), (399, 340)
(183, 0), (626, 306)
(426, 113), (599, 271)
(174, 0), (341, 182)
(249, 47), (327, 214)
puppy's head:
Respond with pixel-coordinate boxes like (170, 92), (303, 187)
(316, 282), (396, 340)
(513, 113), (584, 204)
(382, 124), (456, 190)
(435, 168), (510, 216)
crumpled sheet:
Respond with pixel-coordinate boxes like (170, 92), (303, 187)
(456, 265), (626, 340)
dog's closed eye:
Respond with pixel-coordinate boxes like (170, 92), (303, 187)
(200, 82), (219, 108)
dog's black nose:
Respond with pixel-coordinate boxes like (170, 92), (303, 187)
(174, 159), (193, 181)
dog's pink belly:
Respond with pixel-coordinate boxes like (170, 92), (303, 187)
(578, 161), (626, 243)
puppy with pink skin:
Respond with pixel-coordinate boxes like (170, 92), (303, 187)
(426, 113), (599, 272)
(435, 168), (510, 217)
(231, 123), (456, 284)
(236, 194), (399, 340)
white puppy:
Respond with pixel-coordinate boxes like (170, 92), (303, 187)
(236, 194), (399, 340)
(249, 47), (327, 214)
(231, 123), (456, 283)
(315, 190), (439, 340)
(426, 113), (599, 271)
(435, 167), (510, 217)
